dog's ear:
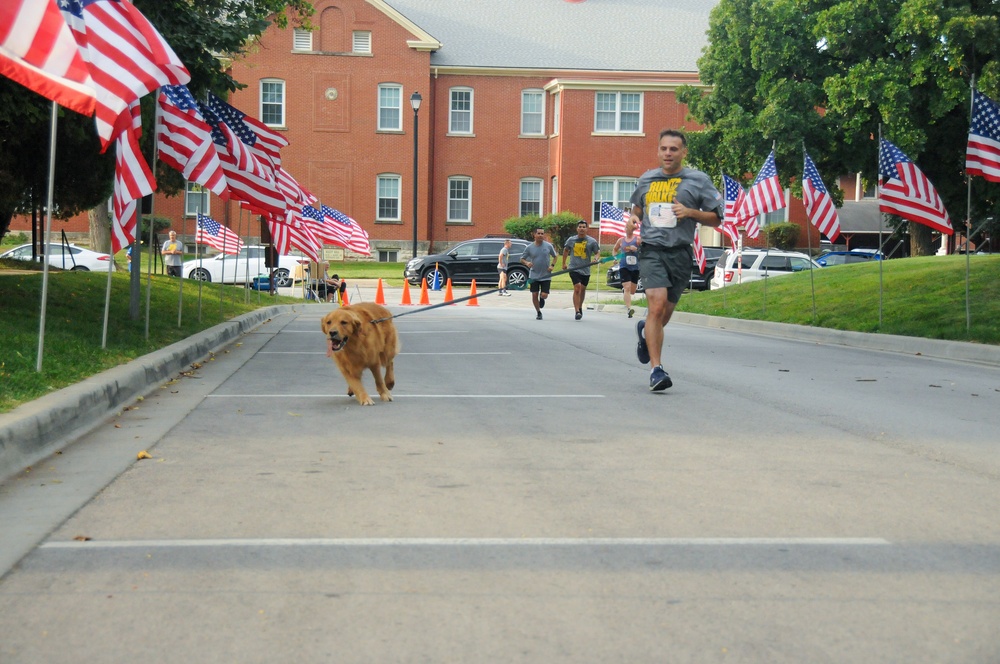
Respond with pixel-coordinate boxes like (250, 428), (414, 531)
(320, 314), (332, 335)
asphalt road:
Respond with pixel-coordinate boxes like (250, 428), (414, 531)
(2, 298), (999, 662)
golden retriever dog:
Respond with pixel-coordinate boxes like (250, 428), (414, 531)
(321, 302), (400, 406)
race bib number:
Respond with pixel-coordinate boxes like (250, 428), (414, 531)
(625, 254), (638, 266)
(649, 203), (676, 228)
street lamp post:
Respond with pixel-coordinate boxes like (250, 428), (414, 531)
(410, 91), (422, 259)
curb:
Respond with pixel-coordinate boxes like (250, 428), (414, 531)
(0, 305), (301, 485)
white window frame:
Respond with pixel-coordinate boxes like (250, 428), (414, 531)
(185, 182), (209, 217)
(520, 179), (543, 217)
(449, 87), (474, 135)
(521, 89), (544, 136)
(293, 29), (313, 51)
(260, 79), (286, 127)
(447, 176), (472, 223)
(353, 31), (371, 54)
(378, 84), (403, 131)
(592, 178), (637, 222)
(594, 91), (643, 134)
(376, 174), (401, 222)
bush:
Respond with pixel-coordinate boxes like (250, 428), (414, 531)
(542, 211), (587, 250)
(764, 222), (800, 250)
(502, 214), (543, 240)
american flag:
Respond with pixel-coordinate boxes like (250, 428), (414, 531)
(59, 0), (189, 148)
(110, 100), (153, 253)
(721, 174), (751, 241)
(966, 89), (1000, 183)
(198, 95), (286, 218)
(195, 213), (244, 254)
(0, 0), (96, 115)
(276, 167), (317, 207)
(302, 204), (348, 247)
(598, 202), (627, 238)
(802, 151), (841, 242)
(692, 230), (706, 273)
(267, 214), (320, 261)
(157, 84), (226, 196)
(879, 139), (952, 235)
(736, 152), (785, 234)
(323, 206), (371, 255)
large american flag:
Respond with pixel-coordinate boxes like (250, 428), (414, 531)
(598, 201), (627, 238)
(195, 213), (244, 254)
(267, 214), (320, 261)
(802, 151), (841, 242)
(110, 100), (153, 253)
(966, 89), (1000, 183)
(59, 0), (189, 148)
(721, 174), (751, 241)
(0, 0), (96, 115)
(736, 152), (785, 233)
(323, 206), (371, 256)
(302, 204), (348, 248)
(157, 84), (226, 196)
(879, 139), (952, 235)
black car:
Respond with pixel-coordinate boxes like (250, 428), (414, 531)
(404, 238), (532, 288)
(606, 245), (724, 292)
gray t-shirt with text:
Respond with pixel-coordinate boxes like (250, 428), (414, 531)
(629, 167), (724, 248)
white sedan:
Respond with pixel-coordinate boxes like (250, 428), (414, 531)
(182, 245), (305, 286)
(0, 243), (114, 271)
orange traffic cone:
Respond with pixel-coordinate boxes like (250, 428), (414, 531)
(400, 280), (412, 305)
(375, 278), (386, 305)
(444, 278), (454, 304)
(340, 287), (350, 306)
(467, 279), (479, 306)
(419, 278), (431, 305)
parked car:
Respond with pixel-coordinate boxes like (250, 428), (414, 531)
(711, 249), (822, 289)
(183, 245), (304, 286)
(0, 243), (113, 271)
(606, 245), (724, 292)
(816, 250), (883, 266)
(405, 238), (532, 288)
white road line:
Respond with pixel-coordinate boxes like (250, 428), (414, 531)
(206, 394), (604, 399)
(41, 537), (892, 550)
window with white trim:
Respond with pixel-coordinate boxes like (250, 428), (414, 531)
(293, 29), (313, 51)
(377, 174), (401, 221)
(448, 177), (472, 222)
(353, 31), (371, 53)
(449, 87), (473, 134)
(592, 178), (637, 221)
(378, 84), (402, 131)
(520, 179), (542, 217)
(594, 91), (642, 133)
(185, 182), (209, 217)
(260, 79), (285, 127)
(521, 89), (544, 135)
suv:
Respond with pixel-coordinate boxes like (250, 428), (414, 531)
(711, 249), (821, 288)
(404, 238), (532, 288)
(816, 250), (883, 266)
(606, 245), (724, 292)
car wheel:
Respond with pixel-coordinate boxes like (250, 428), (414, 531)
(273, 268), (292, 287)
(189, 267), (212, 282)
(422, 265), (448, 289)
(506, 267), (528, 290)
(70, 266), (90, 271)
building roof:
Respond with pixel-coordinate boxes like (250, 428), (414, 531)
(379, 0), (718, 73)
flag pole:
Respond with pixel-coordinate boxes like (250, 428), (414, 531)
(178, 183), (187, 328)
(101, 199), (114, 348)
(761, 140), (776, 316)
(36, 102), (59, 371)
(965, 76), (975, 332)
(803, 144), (817, 322)
(877, 125), (885, 329)
(244, 209), (251, 305)
(144, 89), (163, 341)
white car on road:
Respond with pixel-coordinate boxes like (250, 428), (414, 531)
(182, 246), (305, 286)
(0, 243), (114, 271)
(711, 248), (821, 288)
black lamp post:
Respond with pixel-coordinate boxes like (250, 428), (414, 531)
(410, 91), (422, 259)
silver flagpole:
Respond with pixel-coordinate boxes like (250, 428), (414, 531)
(178, 183), (187, 328)
(101, 196), (114, 348)
(803, 145), (817, 322)
(144, 89), (163, 341)
(244, 209), (251, 304)
(36, 102), (59, 371)
(965, 77), (975, 332)
(196, 207), (204, 323)
(877, 125), (884, 329)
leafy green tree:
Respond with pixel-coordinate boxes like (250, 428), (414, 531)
(679, 0), (1000, 256)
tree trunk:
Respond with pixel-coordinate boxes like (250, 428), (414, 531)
(909, 223), (934, 256)
(88, 205), (111, 253)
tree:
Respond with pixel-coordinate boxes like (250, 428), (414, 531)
(678, 0), (1000, 255)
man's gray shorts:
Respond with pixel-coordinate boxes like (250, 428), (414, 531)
(639, 244), (693, 303)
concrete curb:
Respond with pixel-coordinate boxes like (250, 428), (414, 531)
(0, 305), (301, 485)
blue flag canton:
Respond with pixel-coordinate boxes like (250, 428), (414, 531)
(301, 205), (325, 223)
(879, 139), (910, 179)
(971, 90), (1000, 140)
(803, 155), (829, 195)
(753, 153), (777, 184)
(201, 94), (257, 148)
(162, 84), (198, 112)
(197, 214), (222, 236)
(58, 0), (84, 18)
(723, 175), (743, 200)
(599, 202), (623, 221)
(322, 205), (353, 227)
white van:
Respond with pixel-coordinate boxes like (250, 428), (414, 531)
(711, 249), (821, 288)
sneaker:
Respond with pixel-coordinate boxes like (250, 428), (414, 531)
(635, 320), (650, 365)
(536, 311), (543, 320)
(539, 297), (546, 309)
(649, 365), (672, 391)
(498, 291), (505, 296)
(575, 310), (582, 320)
(627, 308), (635, 319)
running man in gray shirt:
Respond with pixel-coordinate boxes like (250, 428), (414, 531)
(520, 227), (557, 320)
